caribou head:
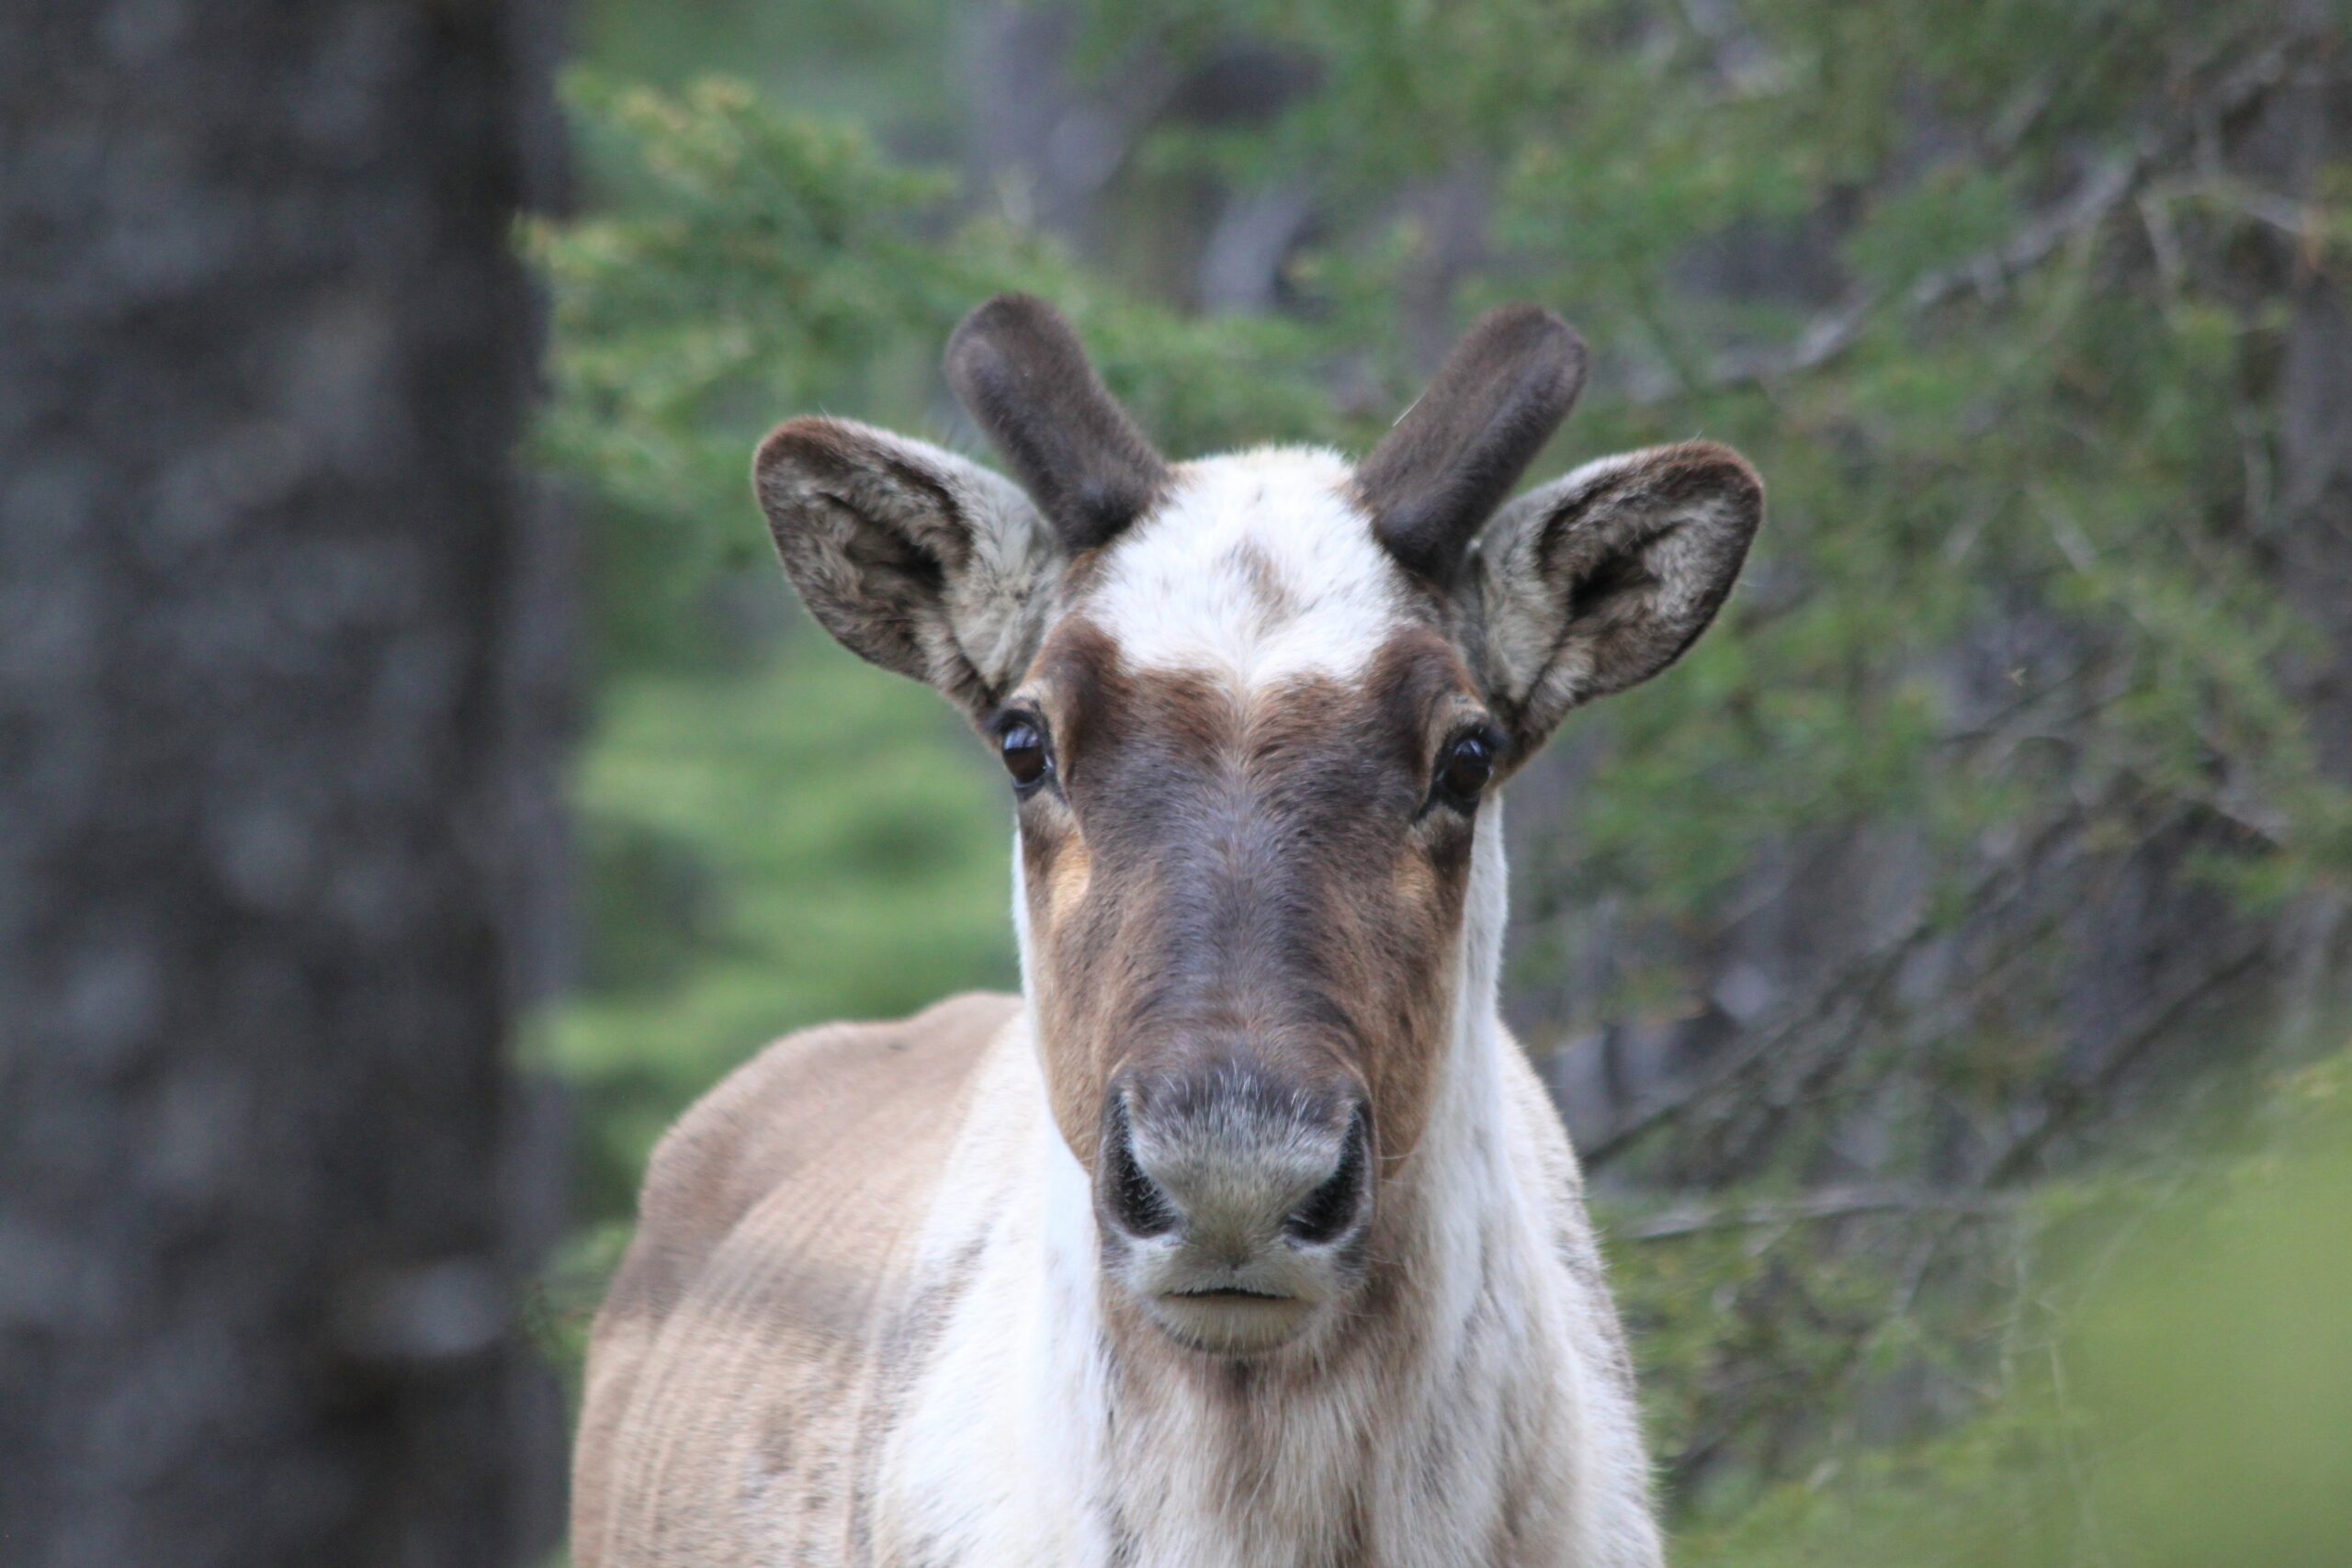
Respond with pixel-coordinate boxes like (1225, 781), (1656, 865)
(755, 297), (1759, 1359)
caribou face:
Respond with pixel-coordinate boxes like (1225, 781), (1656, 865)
(1009, 458), (1486, 1354)
(756, 297), (1761, 1359)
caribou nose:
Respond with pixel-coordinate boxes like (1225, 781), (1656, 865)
(1099, 1085), (1373, 1257)
(1282, 1109), (1370, 1245)
(1102, 1100), (1183, 1239)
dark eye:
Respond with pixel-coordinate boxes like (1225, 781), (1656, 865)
(999, 717), (1051, 792)
(1434, 730), (1498, 810)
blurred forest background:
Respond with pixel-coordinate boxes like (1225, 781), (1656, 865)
(6, 2), (2346, 1566)
(533, 2), (2352, 1563)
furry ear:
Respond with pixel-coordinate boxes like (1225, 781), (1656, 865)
(753, 416), (1062, 717)
(1469, 441), (1762, 749)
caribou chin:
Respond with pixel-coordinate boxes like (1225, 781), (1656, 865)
(573, 294), (1763, 1568)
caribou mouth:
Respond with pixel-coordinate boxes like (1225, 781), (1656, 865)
(1148, 1281), (1318, 1355)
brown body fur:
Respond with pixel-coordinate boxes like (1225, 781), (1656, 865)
(571, 991), (1638, 1568)
(572, 993), (1015, 1568)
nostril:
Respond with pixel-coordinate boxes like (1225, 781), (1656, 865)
(1105, 1102), (1182, 1238)
(1284, 1111), (1369, 1245)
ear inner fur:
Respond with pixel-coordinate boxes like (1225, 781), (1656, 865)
(753, 415), (1059, 717)
(1469, 440), (1762, 750)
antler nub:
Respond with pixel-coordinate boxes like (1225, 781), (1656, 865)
(1357, 306), (1589, 585)
(944, 295), (1169, 554)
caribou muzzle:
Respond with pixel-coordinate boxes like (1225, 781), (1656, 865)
(1094, 1062), (1374, 1355)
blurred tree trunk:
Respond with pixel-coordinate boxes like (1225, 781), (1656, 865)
(0, 4), (570, 1566)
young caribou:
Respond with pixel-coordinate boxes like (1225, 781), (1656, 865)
(571, 298), (1762, 1568)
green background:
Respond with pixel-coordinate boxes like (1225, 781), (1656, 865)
(532, 4), (2352, 1562)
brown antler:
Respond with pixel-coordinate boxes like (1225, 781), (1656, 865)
(944, 295), (1170, 553)
(1357, 305), (1588, 585)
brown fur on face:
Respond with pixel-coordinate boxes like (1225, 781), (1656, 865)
(1010, 617), (1489, 1183)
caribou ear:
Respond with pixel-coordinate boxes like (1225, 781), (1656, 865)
(754, 416), (1062, 718)
(1470, 441), (1762, 748)
(944, 294), (1169, 553)
(1360, 305), (1589, 585)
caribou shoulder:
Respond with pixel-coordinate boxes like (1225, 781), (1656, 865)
(571, 990), (1018, 1568)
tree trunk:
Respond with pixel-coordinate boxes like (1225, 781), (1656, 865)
(0, 4), (570, 1565)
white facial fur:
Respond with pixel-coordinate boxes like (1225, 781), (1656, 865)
(1080, 447), (1415, 686)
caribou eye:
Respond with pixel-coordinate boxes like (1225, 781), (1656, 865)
(998, 716), (1052, 792)
(1433, 729), (1498, 811)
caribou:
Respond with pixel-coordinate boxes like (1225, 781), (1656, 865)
(571, 297), (1762, 1568)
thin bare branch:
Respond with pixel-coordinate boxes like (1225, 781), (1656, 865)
(1625, 37), (2300, 403)
(1583, 812), (2084, 1169)
(1617, 1187), (2016, 1242)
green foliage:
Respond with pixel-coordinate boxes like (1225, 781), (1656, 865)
(535, 2), (2351, 1559)
(534, 645), (1014, 1221)
(1657, 1053), (2352, 1568)
(530, 72), (1379, 671)
(1059, 3), (2352, 948)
